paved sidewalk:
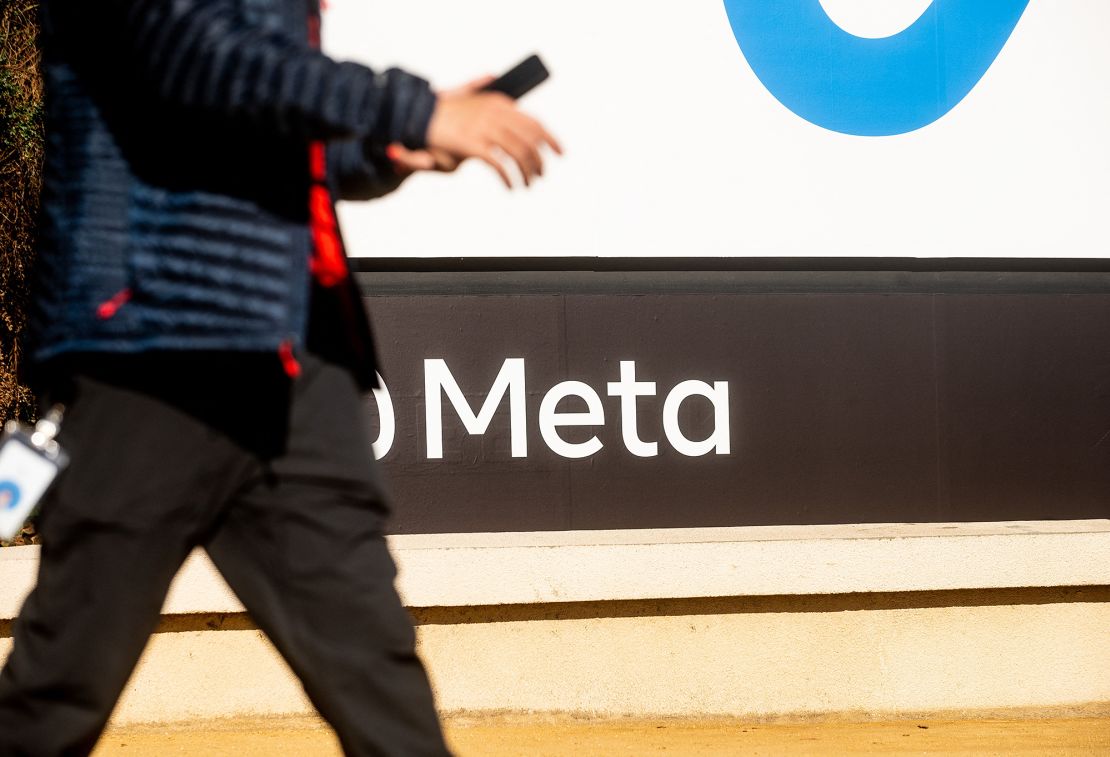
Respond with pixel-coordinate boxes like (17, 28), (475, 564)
(91, 715), (1110, 756)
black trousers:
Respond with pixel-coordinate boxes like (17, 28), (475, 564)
(0, 354), (449, 756)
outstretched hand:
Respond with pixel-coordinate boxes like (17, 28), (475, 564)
(386, 76), (562, 188)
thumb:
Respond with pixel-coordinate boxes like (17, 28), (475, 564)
(386, 144), (437, 173)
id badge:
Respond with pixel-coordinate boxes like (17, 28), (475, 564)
(0, 407), (68, 542)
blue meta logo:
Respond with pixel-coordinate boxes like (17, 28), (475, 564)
(723, 0), (1030, 136)
(0, 481), (20, 511)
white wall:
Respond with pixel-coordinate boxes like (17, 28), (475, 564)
(324, 1), (1110, 259)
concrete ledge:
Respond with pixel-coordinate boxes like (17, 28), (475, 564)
(1, 520), (1108, 618)
(388, 520), (1110, 607)
(2, 521), (1107, 724)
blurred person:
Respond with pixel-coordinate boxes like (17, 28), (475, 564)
(0, 1), (559, 755)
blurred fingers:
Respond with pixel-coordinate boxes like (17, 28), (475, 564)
(479, 147), (514, 189)
(497, 127), (544, 186)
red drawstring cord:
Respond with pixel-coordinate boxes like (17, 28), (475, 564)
(304, 6), (348, 288)
(278, 340), (302, 379)
(96, 288), (132, 320)
(307, 153), (349, 287)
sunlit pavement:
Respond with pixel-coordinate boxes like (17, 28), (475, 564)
(93, 715), (1110, 756)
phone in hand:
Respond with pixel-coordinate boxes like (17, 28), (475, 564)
(481, 54), (550, 100)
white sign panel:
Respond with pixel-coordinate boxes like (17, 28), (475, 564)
(325, 1), (1109, 259)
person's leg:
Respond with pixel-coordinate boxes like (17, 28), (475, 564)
(0, 372), (251, 756)
(204, 357), (449, 757)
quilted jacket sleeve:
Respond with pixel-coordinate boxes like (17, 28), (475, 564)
(328, 140), (407, 201)
(46, 0), (436, 149)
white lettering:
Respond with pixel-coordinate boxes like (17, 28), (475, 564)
(371, 372), (395, 460)
(539, 381), (605, 459)
(606, 361), (658, 457)
(424, 358), (527, 459)
(663, 380), (731, 456)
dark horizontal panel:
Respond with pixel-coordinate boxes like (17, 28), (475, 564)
(365, 291), (1110, 534)
(357, 269), (1110, 297)
(351, 256), (1110, 274)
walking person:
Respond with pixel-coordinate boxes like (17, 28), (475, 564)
(0, 1), (560, 754)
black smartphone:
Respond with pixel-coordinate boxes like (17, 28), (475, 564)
(482, 54), (550, 100)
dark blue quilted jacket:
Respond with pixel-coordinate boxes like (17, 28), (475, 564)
(30, 0), (436, 388)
